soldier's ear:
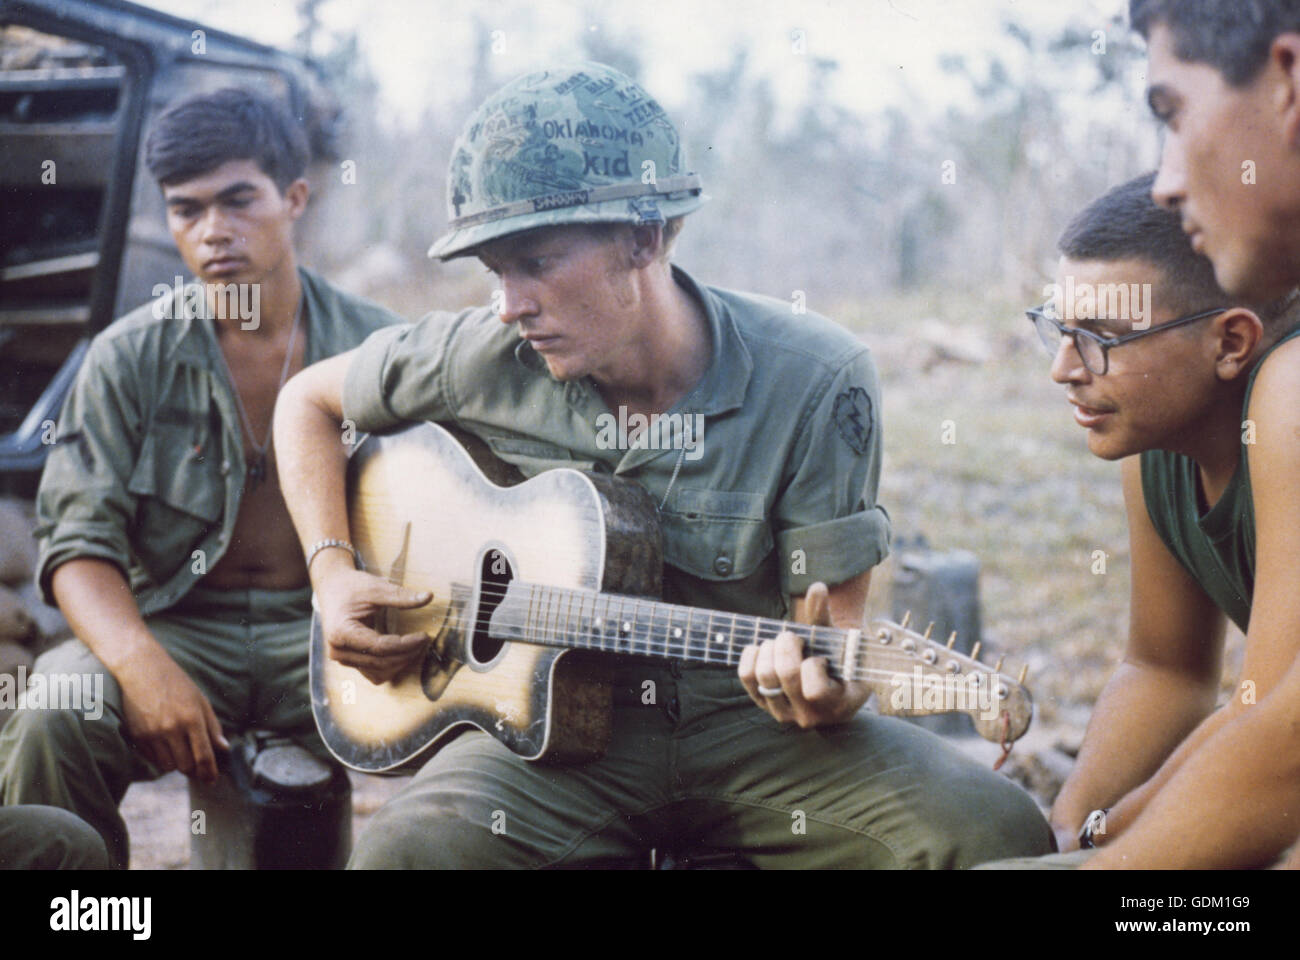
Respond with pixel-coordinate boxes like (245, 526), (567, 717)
(626, 224), (663, 269)
(284, 178), (310, 220)
(1213, 308), (1265, 381)
(1269, 35), (1300, 148)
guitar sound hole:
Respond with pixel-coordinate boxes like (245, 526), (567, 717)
(471, 548), (513, 664)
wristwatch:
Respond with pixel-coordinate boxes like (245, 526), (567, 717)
(1078, 808), (1109, 849)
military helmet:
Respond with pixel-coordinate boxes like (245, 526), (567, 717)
(427, 61), (705, 260)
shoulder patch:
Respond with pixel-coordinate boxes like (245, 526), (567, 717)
(832, 387), (873, 455)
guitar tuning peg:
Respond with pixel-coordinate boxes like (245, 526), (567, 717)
(923, 622), (934, 640)
(1018, 664), (1029, 685)
(994, 656), (1005, 673)
(900, 610), (912, 630)
(970, 641), (982, 661)
(946, 631), (957, 649)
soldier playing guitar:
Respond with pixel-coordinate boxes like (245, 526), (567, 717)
(275, 61), (1052, 869)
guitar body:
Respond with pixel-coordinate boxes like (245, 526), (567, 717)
(310, 421), (662, 773)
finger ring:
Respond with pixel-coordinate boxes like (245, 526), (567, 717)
(757, 684), (784, 698)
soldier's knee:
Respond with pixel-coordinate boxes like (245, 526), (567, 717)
(1, 701), (89, 752)
(349, 802), (509, 869)
(0, 806), (110, 870)
(921, 775), (1052, 868)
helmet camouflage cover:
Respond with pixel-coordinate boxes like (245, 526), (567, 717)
(427, 61), (706, 260)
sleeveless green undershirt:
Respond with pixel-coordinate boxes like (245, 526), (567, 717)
(1139, 323), (1300, 632)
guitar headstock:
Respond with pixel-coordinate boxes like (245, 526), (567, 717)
(858, 616), (1033, 743)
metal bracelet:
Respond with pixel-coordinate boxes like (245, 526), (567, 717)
(305, 538), (359, 572)
(1078, 808), (1109, 849)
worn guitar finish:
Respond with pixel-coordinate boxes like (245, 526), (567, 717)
(311, 421), (1034, 774)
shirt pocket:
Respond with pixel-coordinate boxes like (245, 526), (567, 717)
(660, 488), (773, 581)
(126, 422), (224, 582)
(482, 434), (597, 477)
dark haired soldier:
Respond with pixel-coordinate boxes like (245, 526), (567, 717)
(1117, 0), (1300, 870)
(1135, 0), (1300, 303)
(0, 87), (400, 869)
(1007, 172), (1300, 869)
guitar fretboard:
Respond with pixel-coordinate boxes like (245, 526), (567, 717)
(487, 581), (853, 679)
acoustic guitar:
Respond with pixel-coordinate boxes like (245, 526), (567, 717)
(310, 421), (1033, 773)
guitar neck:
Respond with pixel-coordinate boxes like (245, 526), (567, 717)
(489, 580), (858, 678)
(486, 579), (1034, 744)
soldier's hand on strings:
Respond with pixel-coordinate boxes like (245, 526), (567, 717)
(316, 563), (433, 685)
(738, 580), (873, 727)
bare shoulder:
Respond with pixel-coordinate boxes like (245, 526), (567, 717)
(1248, 332), (1300, 404)
(1245, 334), (1300, 472)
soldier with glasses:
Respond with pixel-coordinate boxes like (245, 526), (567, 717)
(986, 172), (1300, 869)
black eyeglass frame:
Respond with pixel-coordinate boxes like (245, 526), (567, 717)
(1025, 303), (1229, 375)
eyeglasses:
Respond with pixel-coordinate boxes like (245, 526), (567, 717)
(1026, 303), (1228, 375)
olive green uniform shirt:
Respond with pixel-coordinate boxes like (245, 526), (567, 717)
(34, 267), (402, 616)
(342, 265), (890, 620)
(1140, 323), (1300, 632)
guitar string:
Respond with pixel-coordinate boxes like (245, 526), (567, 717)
(381, 581), (1008, 686)
(346, 531), (936, 670)
(395, 582), (989, 667)
(343, 457), (1015, 690)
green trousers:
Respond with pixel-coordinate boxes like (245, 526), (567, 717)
(0, 805), (109, 869)
(350, 662), (1053, 869)
(0, 585), (320, 870)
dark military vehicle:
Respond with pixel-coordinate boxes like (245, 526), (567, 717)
(0, 0), (334, 490)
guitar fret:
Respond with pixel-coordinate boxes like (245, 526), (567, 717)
(526, 583), (539, 644)
(502, 583), (856, 676)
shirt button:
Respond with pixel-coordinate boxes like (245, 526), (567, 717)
(714, 555), (733, 576)
(220, 459), (231, 475)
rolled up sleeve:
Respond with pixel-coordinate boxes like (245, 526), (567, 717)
(33, 336), (143, 604)
(342, 312), (462, 433)
(774, 348), (891, 596)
